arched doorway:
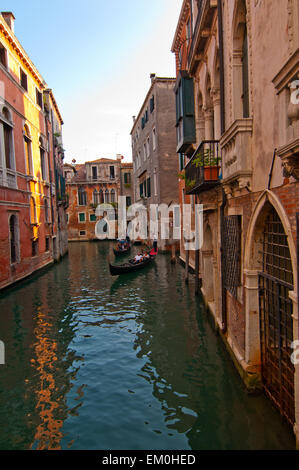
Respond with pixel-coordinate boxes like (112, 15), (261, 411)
(258, 206), (295, 426)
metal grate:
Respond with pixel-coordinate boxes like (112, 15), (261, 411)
(259, 208), (294, 426)
(223, 216), (241, 298)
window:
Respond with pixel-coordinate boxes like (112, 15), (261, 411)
(99, 189), (104, 203)
(179, 153), (185, 171)
(20, 69), (28, 91)
(124, 173), (131, 184)
(146, 178), (151, 198)
(143, 143), (146, 160)
(141, 117), (145, 129)
(79, 213), (86, 222)
(45, 237), (50, 252)
(39, 138), (47, 181)
(24, 125), (33, 175)
(110, 189), (116, 203)
(93, 190), (99, 205)
(92, 166), (98, 180)
(152, 128), (156, 150)
(78, 187), (87, 206)
(32, 239), (38, 257)
(175, 74), (196, 152)
(90, 214), (96, 222)
(109, 166), (115, 179)
(44, 198), (50, 223)
(66, 213), (69, 224)
(139, 182), (144, 198)
(126, 196), (132, 207)
(9, 215), (19, 264)
(105, 189), (110, 203)
(79, 231), (86, 236)
(150, 96), (155, 113)
(146, 137), (150, 157)
(1, 107), (14, 171)
(36, 88), (43, 109)
(0, 43), (7, 68)
(30, 197), (37, 224)
(145, 109), (148, 122)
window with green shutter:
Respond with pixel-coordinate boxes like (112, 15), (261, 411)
(146, 178), (151, 198)
(79, 213), (85, 222)
(90, 214), (96, 222)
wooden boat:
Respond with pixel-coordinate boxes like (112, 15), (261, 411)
(109, 253), (156, 276)
(113, 243), (131, 256)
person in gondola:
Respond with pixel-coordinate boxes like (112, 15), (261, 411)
(133, 253), (143, 264)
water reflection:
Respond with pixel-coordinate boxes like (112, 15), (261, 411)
(0, 242), (295, 450)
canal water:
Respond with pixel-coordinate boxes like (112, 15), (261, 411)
(0, 242), (295, 450)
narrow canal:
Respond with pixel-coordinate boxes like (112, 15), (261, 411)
(0, 242), (295, 450)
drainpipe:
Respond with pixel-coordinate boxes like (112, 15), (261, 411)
(218, 0), (227, 333)
(218, 0), (225, 135)
(267, 148), (277, 190)
(220, 188), (227, 333)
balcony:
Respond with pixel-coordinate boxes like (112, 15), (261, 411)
(220, 118), (253, 194)
(185, 140), (221, 194)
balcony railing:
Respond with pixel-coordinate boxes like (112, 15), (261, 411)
(185, 140), (221, 194)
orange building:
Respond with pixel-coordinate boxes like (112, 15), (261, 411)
(0, 12), (67, 291)
(65, 156), (133, 241)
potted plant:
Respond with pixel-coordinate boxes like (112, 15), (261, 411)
(192, 148), (220, 181)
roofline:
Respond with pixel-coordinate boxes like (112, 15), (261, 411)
(171, 0), (190, 52)
(0, 14), (46, 88)
(130, 76), (176, 135)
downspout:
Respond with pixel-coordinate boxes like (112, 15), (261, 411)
(218, 0), (227, 333)
(267, 148), (277, 190)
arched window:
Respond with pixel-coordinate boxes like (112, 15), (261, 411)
(105, 189), (110, 203)
(30, 197), (37, 224)
(78, 186), (87, 206)
(99, 189), (104, 204)
(24, 125), (33, 175)
(2, 107), (14, 170)
(9, 214), (19, 264)
(110, 189), (116, 203)
(93, 190), (99, 205)
(233, 0), (250, 119)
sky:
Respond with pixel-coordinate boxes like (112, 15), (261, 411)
(2, 0), (182, 163)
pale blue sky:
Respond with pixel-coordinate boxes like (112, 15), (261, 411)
(2, 0), (182, 162)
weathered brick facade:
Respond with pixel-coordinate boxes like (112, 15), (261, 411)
(0, 12), (67, 291)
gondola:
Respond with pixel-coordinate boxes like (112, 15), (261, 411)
(113, 243), (131, 256)
(109, 252), (157, 276)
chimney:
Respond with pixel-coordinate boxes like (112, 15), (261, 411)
(132, 116), (136, 123)
(116, 154), (123, 161)
(150, 73), (156, 84)
(1, 12), (15, 34)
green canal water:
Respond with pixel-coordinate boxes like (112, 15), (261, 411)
(0, 242), (295, 450)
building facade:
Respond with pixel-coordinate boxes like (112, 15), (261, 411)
(131, 75), (179, 249)
(0, 12), (67, 291)
(65, 156), (133, 241)
(172, 0), (299, 443)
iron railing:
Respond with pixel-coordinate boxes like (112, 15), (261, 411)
(184, 140), (221, 194)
